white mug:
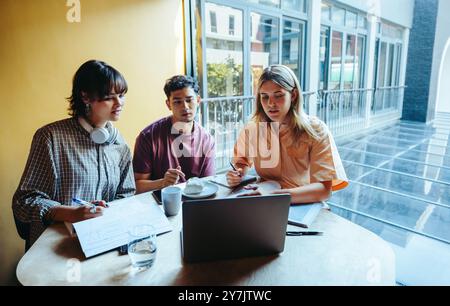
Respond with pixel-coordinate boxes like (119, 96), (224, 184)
(161, 186), (182, 216)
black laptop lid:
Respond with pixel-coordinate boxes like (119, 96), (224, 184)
(182, 194), (291, 263)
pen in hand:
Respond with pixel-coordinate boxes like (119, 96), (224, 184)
(286, 231), (323, 236)
(230, 162), (242, 177)
(72, 197), (100, 214)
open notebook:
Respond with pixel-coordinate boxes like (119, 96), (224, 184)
(288, 202), (326, 228)
(70, 193), (172, 258)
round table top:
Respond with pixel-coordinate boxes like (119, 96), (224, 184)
(16, 190), (395, 286)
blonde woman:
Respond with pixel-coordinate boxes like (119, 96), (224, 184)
(226, 65), (348, 203)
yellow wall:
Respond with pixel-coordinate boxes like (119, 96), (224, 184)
(0, 0), (185, 285)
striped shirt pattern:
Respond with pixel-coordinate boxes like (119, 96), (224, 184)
(12, 118), (136, 248)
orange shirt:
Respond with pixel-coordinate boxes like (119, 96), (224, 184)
(233, 118), (348, 191)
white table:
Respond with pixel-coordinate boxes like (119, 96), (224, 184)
(16, 179), (396, 285)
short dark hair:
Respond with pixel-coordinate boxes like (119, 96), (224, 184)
(67, 60), (128, 117)
(163, 75), (199, 99)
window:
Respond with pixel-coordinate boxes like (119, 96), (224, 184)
(210, 11), (217, 33)
(358, 15), (367, 30)
(263, 18), (273, 39)
(373, 39), (379, 89)
(330, 31), (343, 90)
(229, 15), (235, 35)
(346, 11), (357, 29)
(247, 0), (280, 8)
(319, 3), (367, 91)
(251, 13), (279, 93)
(386, 43), (395, 86)
(318, 26), (330, 90)
(204, 3), (244, 97)
(193, 0), (308, 98)
(282, 0), (306, 12)
(344, 34), (356, 89)
(373, 22), (404, 90)
(381, 22), (404, 40)
(282, 19), (305, 82)
(282, 40), (291, 61)
(355, 35), (366, 88)
(395, 44), (402, 86)
(378, 42), (387, 87)
(321, 3), (331, 21)
(331, 7), (345, 26)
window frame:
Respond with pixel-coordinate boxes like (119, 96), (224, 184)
(190, 0), (309, 101)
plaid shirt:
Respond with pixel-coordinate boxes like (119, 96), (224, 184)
(12, 118), (136, 248)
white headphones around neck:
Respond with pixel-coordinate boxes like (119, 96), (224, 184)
(78, 117), (118, 145)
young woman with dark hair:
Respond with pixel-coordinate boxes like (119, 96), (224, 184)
(12, 60), (136, 249)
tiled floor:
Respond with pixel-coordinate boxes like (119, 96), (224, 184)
(330, 113), (450, 285)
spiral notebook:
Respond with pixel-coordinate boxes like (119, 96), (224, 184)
(288, 202), (325, 228)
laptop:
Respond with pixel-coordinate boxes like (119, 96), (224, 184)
(181, 194), (291, 263)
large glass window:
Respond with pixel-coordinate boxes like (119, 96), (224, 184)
(372, 38), (404, 112)
(194, 0), (308, 98)
(373, 39), (379, 89)
(378, 41), (387, 88)
(386, 43), (395, 86)
(321, 3), (331, 21)
(229, 15), (235, 35)
(329, 31), (343, 90)
(355, 35), (365, 88)
(282, 19), (305, 85)
(344, 34), (356, 89)
(247, 0), (306, 12)
(373, 21), (404, 91)
(319, 2), (367, 91)
(248, 0), (280, 8)
(204, 3), (244, 97)
(346, 11), (357, 29)
(331, 7), (345, 26)
(374, 40), (402, 89)
(395, 44), (402, 86)
(210, 11), (217, 33)
(251, 13), (279, 93)
(357, 15), (367, 30)
(318, 26), (330, 90)
(192, 0), (309, 172)
(281, 0), (306, 12)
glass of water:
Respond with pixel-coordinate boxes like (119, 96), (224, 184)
(128, 224), (157, 270)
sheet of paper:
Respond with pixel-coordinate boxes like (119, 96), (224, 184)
(73, 193), (172, 258)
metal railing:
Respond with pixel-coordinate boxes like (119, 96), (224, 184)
(200, 96), (255, 171)
(302, 91), (315, 115)
(317, 88), (372, 137)
(371, 86), (406, 116)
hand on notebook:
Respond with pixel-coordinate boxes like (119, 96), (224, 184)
(237, 186), (286, 197)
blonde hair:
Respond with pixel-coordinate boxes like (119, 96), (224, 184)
(253, 65), (321, 141)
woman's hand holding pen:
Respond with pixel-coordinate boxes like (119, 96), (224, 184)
(68, 203), (105, 222)
(46, 200), (108, 223)
(226, 167), (244, 187)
